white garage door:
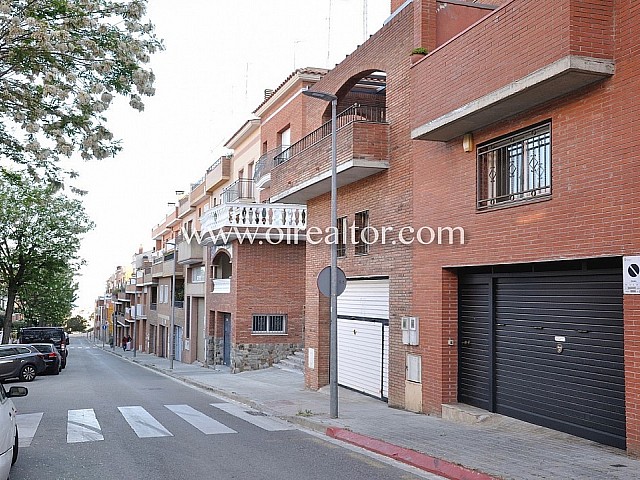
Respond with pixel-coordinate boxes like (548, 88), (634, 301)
(337, 278), (389, 400)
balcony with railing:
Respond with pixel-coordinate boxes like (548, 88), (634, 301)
(200, 202), (307, 246)
(253, 145), (288, 189)
(141, 267), (155, 286)
(222, 178), (254, 203)
(177, 194), (194, 218)
(134, 304), (146, 318)
(205, 155), (231, 193)
(270, 104), (389, 204)
(151, 220), (169, 241)
(189, 176), (208, 207)
(411, 0), (615, 142)
(151, 252), (183, 278)
(177, 237), (203, 265)
(125, 280), (136, 294)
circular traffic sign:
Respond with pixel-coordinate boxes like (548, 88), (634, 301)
(317, 266), (347, 297)
(629, 263), (640, 278)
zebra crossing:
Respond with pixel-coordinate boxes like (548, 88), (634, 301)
(17, 402), (293, 446)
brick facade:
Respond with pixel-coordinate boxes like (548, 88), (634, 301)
(407, 0), (640, 454)
(301, 4), (415, 407)
(206, 241), (306, 372)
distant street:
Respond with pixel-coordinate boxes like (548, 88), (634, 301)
(10, 335), (436, 480)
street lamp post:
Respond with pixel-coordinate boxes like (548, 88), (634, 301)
(169, 241), (177, 369)
(303, 88), (339, 418)
(132, 277), (137, 358)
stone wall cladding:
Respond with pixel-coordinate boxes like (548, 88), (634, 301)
(231, 342), (303, 373)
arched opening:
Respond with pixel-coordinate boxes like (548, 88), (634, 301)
(321, 70), (387, 124)
(212, 251), (232, 279)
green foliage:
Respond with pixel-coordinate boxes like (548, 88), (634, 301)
(0, 0), (164, 183)
(66, 314), (87, 333)
(0, 171), (94, 341)
(19, 265), (77, 326)
(411, 47), (428, 55)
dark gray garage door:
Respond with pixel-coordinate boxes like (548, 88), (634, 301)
(459, 268), (625, 449)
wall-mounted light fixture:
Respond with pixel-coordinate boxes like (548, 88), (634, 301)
(463, 133), (474, 153)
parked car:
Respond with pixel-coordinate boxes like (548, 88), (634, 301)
(0, 345), (46, 382)
(30, 344), (62, 375)
(18, 327), (68, 369)
(0, 383), (28, 480)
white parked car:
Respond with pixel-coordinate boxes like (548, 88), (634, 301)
(0, 384), (28, 480)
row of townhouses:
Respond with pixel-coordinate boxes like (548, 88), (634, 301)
(95, 0), (640, 454)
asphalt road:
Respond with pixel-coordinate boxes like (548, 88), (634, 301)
(9, 335), (434, 480)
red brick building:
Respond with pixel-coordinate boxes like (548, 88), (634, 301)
(267, 0), (640, 454)
(410, 0), (640, 453)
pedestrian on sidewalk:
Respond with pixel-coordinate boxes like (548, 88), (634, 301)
(122, 335), (127, 351)
(126, 335), (132, 351)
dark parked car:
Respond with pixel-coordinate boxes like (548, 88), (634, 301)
(30, 344), (61, 375)
(0, 345), (46, 382)
(18, 327), (68, 369)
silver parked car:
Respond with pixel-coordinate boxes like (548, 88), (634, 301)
(0, 345), (46, 382)
(0, 383), (28, 480)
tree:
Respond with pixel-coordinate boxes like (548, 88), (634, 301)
(0, 172), (94, 342)
(0, 0), (163, 184)
(66, 314), (87, 332)
(18, 261), (78, 327)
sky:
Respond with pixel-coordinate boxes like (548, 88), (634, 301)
(73, 0), (392, 317)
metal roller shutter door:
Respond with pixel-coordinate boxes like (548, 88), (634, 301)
(458, 276), (491, 410)
(458, 269), (625, 449)
(494, 273), (625, 449)
(337, 278), (389, 400)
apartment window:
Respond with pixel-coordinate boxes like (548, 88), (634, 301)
(252, 314), (287, 334)
(163, 285), (170, 303)
(337, 216), (347, 257)
(354, 210), (370, 255)
(192, 266), (205, 283)
(477, 122), (551, 210)
(279, 126), (291, 162)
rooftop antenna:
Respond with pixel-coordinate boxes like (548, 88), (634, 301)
(293, 40), (302, 69)
(363, 0), (368, 41)
(326, 0), (332, 68)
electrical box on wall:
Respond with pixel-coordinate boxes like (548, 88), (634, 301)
(401, 316), (419, 345)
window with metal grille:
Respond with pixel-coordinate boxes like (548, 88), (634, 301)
(354, 210), (370, 255)
(337, 216), (347, 257)
(477, 123), (551, 210)
(252, 314), (287, 334)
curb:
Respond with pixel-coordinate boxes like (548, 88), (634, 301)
(326, 427), (499, 480)
(105, 346), (499, 479)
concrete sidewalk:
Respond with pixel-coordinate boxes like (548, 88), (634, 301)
(104, 345), (639, 480)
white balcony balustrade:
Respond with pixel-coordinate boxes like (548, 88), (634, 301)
(200, 202), (307, 245)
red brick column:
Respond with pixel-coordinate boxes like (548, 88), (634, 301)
(625, 294), (640, 455)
